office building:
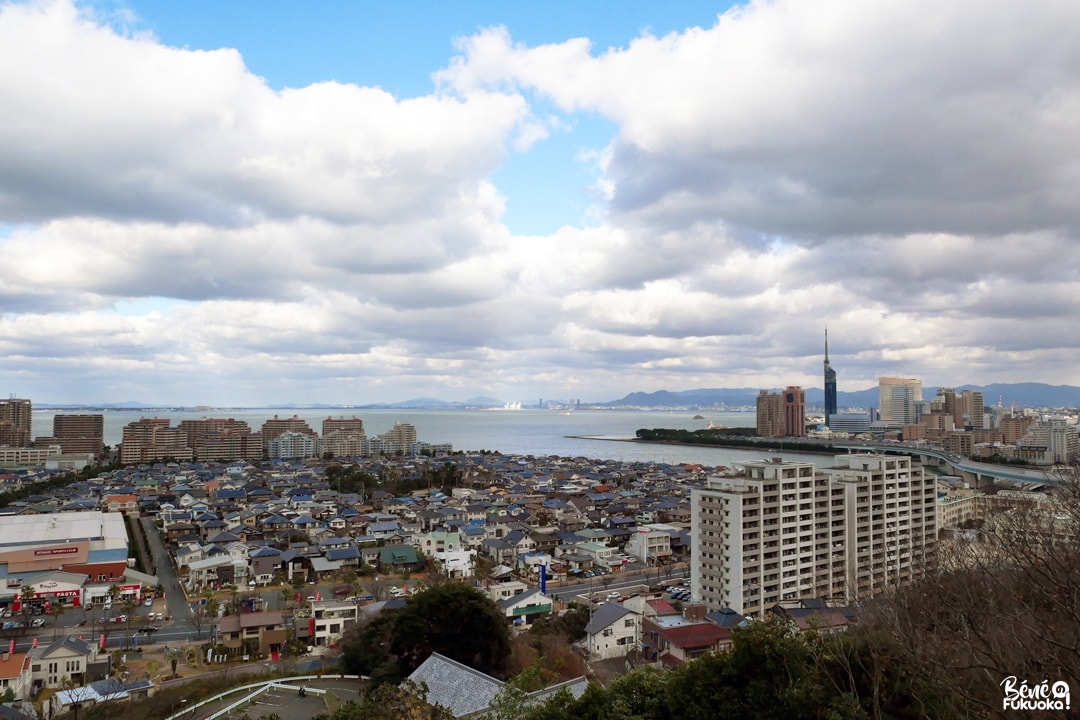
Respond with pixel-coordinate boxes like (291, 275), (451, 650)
(756, 391), (784, 437)
(783, 386), (806, 438)
(51, 414), (104, 457)
(0, 398), (32, 447)
(878, 377), (923, 425)
(823, 328), (837, 426)
(961, 389), (985, 429)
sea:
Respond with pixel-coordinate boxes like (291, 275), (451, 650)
(31, 408), (830, 468)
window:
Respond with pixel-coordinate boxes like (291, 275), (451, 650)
(624, 619), (635, 628)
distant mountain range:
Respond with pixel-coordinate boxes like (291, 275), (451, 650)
(599, 383), (1080, 409)
(32, 383), (1080, 411)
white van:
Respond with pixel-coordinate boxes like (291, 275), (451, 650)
(103, 597), (112, 610)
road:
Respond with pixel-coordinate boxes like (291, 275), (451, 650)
(548, 566), (688, 601)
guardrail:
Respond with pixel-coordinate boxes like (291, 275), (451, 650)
(162, 674), (367, 720)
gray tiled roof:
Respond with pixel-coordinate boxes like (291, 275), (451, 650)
(406, 652), (504, 717)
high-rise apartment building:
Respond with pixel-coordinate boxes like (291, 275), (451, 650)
(261, 416), (318, 455)
(52, 414), (105, 456)
(268, 430), (318, 459)
(0, 398), (32, 447)
(826, 454), (937, 601)
(120, 418), (194, 464)
(378, 422), (418, 454)
(690, 459), (848, 616)
(690, 454), (936, 615)
(756, 391), (784, 437)
(322, 429), (368, 458)
(878, 377), (923, 425)
(783, 386), (807, 438)
(178, 418), (258, 462)
(322, 416), (365, 437)
(823, 329), (837, 427)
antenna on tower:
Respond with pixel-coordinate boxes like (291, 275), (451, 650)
(824, 326), (829, 363)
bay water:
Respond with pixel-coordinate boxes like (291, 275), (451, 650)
(32, 408), (829, 467)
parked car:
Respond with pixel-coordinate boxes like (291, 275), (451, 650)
(144, 597), (153, 607)
(114, 615), (127, 623)
(31, 618), (45, 628)
(137, 626), (158, 634)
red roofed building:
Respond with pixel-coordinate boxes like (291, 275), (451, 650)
(642, 615), (732, 666)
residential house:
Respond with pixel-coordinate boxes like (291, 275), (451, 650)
(584, 603), (640, 660)
(496, 588), (552, 625)
(309, 599), (360, 647)
(217, 611), (287, 656)
(28, 635), (108, 692)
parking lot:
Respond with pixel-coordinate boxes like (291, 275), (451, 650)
(195, 678), (362, 720)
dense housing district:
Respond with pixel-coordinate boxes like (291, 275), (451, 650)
(0, 396), (1071, 717)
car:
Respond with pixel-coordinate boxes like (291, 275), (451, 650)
(113, 615), (127, 623)
(31, 618), (45, 628)
(0, 609), (10, 618)
(152, 612), (164, 621)
(144, 598), (153, 607)
(137, 626), (158, 634)
(306, 595), (316, 602)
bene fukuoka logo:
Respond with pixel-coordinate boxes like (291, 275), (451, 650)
(1001, 676), (1070, 712)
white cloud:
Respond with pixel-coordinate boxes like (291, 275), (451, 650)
(3, 0), (1080, 405)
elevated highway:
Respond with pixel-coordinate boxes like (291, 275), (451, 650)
(834, 442), (1056, 488)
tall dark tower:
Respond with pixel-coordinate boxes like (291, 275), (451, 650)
(823, 327), (837, 427)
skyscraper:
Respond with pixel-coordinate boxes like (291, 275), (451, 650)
(52, 414), (105, 456)
(756, 391), (784, 437)
(878, 377), (923, 425)
(783, 386), (806, 438)
(823, 328), (837, 426)
(0, 398), (32, 447)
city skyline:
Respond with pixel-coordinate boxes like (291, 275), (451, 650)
(4, 1), (1080, 406)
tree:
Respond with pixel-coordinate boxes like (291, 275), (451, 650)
(57, 676), (97, 720)
(107, 584), (122, 608)
(341, 582), (510, 685)
(18, 585), (35, 631)
(121, 598), (138, 647)
(51, 600), (66, 640)
(190, 588), (220, 639)
(164, 646), (183, 678)
(867, 467), (1080, 717)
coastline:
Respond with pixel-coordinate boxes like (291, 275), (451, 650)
(566, 434), (841, 457)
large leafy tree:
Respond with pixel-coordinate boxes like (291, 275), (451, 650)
(342, 582), (510, 685)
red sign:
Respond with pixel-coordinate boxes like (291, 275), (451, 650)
(34, 547), (78, 557)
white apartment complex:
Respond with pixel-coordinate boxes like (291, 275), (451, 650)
(691, 459), (848, 617)
(827, 454), (937, 601)
(691, 454), (936, 616)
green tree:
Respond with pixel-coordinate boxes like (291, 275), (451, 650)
(341, 583), (510, 685)
(50, 600), (66, 640)
(120, 598), (138, 647)
(19, 585), (35, 629)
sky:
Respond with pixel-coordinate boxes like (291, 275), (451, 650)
(3, 0), (1080, 406)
